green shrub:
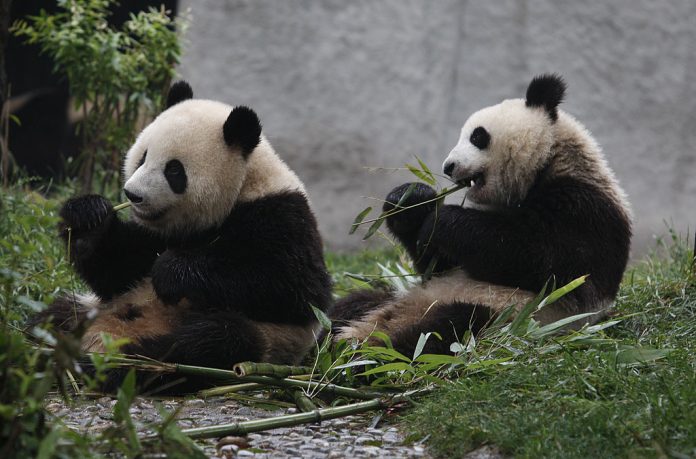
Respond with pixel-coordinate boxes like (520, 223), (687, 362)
(12, 0), (186, 192)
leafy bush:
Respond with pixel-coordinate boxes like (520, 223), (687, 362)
(12, 0), (186, 192)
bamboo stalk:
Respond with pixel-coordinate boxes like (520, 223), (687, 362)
(232, 361), (314, 378)
(290, 388), (317, 413)
(198, 383), (263, 398)
(174, 389), (427, 439)
(113, 201), (131, 212)
(174, 364), (383, 400)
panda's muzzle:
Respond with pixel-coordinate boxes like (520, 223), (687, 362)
(443, 161), (485, 188)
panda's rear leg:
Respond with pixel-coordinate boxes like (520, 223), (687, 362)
(26, 295), (94, 334)
(329, 289), (395, 335)
(390, 301), (492, 357)
(102, 310), (265, 393)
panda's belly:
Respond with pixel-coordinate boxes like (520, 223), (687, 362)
(81, 278), (190, 353)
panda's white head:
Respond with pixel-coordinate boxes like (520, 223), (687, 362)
(443, 74), (567, 206)
(122, 81), (262, 236)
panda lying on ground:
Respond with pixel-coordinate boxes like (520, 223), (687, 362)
(331, 74), (632, 355)
(35, 81), (332, 391)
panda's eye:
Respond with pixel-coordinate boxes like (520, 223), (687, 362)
(164, 159), (187, 194)
(138, 150), (147, 168)
(470, 127), (490, 150)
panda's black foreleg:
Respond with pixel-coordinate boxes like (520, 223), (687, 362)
(101, 310), (265, 394)
(390, 301), (492, 356)
(383, 183), (458, 274)
(58, 195), (164, 300)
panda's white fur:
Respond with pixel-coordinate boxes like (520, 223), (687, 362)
(332, 75), (633, 354)
(122, 99), (306, 237)
(446, 99), (631, 217)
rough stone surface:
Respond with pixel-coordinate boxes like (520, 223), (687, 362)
(45, 396), (431, 458)
(178, 0), (696, 255)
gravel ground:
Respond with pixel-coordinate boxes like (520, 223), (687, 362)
(45, 395), (431, 458)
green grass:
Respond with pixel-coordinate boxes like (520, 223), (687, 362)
(2, 184), (695, 458)
(404, 235), (696, 458)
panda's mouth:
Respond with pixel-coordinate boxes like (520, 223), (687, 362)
(459, 172), (485, 188)
(132, 206), (168, 221)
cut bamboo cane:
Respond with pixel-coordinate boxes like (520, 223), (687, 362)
(198, 383), (263, 398)
(113, 201), (131, 212)
(233, 361), (314, 378)
(174, 364), (383, 400)
(176, 390), (427, 439)
(289, 388), (317, 413)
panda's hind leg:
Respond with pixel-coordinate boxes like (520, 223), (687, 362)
(329, 289), (395, 335)
(107, 310), (265, 394)
(390, 301), (492, 357)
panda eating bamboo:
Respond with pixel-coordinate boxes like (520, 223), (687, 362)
(331, 74), (632, 355)
(35, 81), (332, 392)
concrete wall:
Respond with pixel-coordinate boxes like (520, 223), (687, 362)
(179, 0), (696, 255)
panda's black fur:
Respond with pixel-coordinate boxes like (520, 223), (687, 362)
(32, 82), (332, 393)
(331, 74), (632, 356)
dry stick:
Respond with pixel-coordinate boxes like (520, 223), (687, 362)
(233, 361), (315, 378)
(175, 389), (429, 440)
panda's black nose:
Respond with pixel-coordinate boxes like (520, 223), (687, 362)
(123, 188), (143, 204)
(443, 162), (455, 178)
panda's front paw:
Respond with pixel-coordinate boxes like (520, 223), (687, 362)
(60, 195), (114, 233)
(152, 251), (187, 306)
(383, 183), (438, 236)
(59, 195), (115, 257)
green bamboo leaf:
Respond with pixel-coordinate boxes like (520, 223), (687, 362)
(509, 282), (548, 336)
(413, 354), (464, 365)
(311, 305), (332, 331)
(355, 345), (411, 363)
(395, 182), (418, 208)
(527, 312), (598, 339)
(406, 163), (436, 186)
(422, 255), (439, 282)
(607, 347), (672, 366)
(333, 359), (379, 370)
(360, 362), (414, 376)
(349, 206), (373, 234)
(363, 215), (385, 240)
(416, 156), (436, 184)
(412, 332), (438, 360)
(369, 331), (394, 349)
(538, 275), (588, 309)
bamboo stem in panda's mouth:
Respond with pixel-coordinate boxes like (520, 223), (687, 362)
(113, 201), (132, 212)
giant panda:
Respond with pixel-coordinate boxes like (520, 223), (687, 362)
(34, 81), (332, 391)
(331, 74), (632, 355)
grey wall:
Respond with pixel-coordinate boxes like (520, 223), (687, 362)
(179, 0), (696, 255)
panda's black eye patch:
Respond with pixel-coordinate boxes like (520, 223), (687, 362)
(470, 126), (491, 150)
(164, 159), (187, 194)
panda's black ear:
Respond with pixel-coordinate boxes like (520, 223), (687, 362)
(165, 80), (194, 109)
(525, 74), (566, 122)
(223, 106), (262, 158)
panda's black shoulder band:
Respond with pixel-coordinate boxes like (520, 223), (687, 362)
(525, 74), (566, 122)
